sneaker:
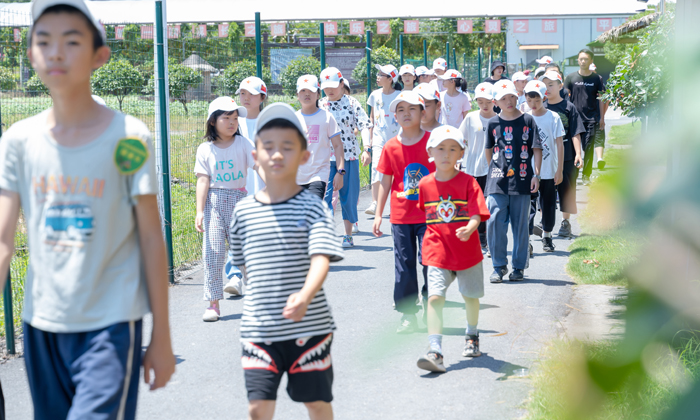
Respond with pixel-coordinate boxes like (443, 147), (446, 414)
(202, 306), (220, 322)
(364, 201), (377, 215)
(396, 314), (417, 334)
(542, 237), (555, 252)
(582, 175), (590, 186)
(529, 242), (534, 257)
(417, 351), (446, 373)
(342, 235), (354, 248)
(463, 334), (482, 357)
(481, 245), (488, 255)
(558, 219), (572, 237)
(532, 223), (543, 238)
(352, 222), (360, 234)
(490, 266), (508, 283)
(223, 276), (243, 296)
(597, 159), (606, 170)
(509, 268), (525, 281)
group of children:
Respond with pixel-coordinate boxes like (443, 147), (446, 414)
(0, 0), (598, 415)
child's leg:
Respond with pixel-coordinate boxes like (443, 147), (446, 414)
(339, 160), (360, 236)
(426, 266), (453, 353)
(538, 180), (557, 234)
(202, 191), (226, 305)
(528, 192), (538, 236)
(559, 159), (577, 220)
(475, 175), (488, 247)
(509, 195), (532, 270)
(248, 400), (276, 420)
(324, 162), (337, 216)
(486, 194), (510, 268)
(370, 145), (383, 204)
(304, 401), (333, 420)
(391, 224), (420, 315)
(464, 297), (480, 334)
(416, 223), (429, 298)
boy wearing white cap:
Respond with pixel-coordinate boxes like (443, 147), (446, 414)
(524, 81), (565, 252)
(415, 126), (490, 373)
(511, 71), (528, 108)
(536, 55), (553, 68)
(373, 91), (436, 334)
(433, 58), (447, 91)
(485, 80), (542, 282)
(295, 75), (344, 201)
(415, 66), (434, 85)
(236, 76), (268, 195)
(439, 69), (471, 128)
(363, 64), (402, 216)
(229, 103), (343, 420)
(0, 1), (175, 417)
(413, 83), (442, 132)
(459, 82), (497, 253)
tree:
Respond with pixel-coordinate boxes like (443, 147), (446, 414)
(218, 59), (272, 96)
(352, 46), (401, 89)
(0, 67), (16, 91)
(91, 59), (144, 111)
(25, 74), (48, 96)
(168, 64), (202, 115)
(278, 56), (321, 96)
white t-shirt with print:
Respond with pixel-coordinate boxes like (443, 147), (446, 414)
(459, 112), (493, 177)
(528, 110), (565, 180)
(296, 109), (340, 185)
(320, 95), (372, 162)
(238, 116), (265, 194)
(194, 135), (255, 189)
(367, 89), (401, 148)
(440, 90), (472, 129)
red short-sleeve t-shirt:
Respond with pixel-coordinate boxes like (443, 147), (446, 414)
(377, 132), (436, 224)
(418, 172), (491, 271)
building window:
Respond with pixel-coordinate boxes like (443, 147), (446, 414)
(525, 49), (553, 67)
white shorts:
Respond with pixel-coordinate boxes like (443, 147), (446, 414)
(370, 145), (384, 184)
(428, 262), (484, 299)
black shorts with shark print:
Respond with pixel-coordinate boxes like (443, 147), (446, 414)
(241, 333), (334, 402)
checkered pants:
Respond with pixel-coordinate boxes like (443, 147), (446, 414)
(203, 188), (246, 301)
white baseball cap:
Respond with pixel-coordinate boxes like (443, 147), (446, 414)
(415, 66), (431, 76)
(343, 78), (350, 90)
(524, 80), (547, 99)
(30, 0), (106, 45)
(413, 83), (441, 102)
(389, 90), (426, 113)
(92, 95), (106, 106)
(511, 71), (528, 82)
(438, 69), (462, 80)
(375, 64), (399, 83)
(426, 125), (466, 151)
(534, 67), (546, 81)
(473, 83), (495, 100)
(432, 58), (447, 71)
(399, 64), (415, 75)
(541, 71), (563, 83)
(208, 96), (247, 120)
(296, 75), (320, 93)
(236, 77), (268, 97)
(589, 63), (597, 71)
(493, 80), (519, 101)
(536, 55), (553, 65)
(320, 67), (344, 89)
(255, 103), (307, 145)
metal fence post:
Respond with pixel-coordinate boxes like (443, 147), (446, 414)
(320, 23), (326, 69)
(423, 39), (427, 67)
(445, 42), (450, 68)
(3, 270), (14, 355)
(155, 0), (174, 284)
(452, 48), (457, 73)
(478, 48), (482, 84)
(399, 34), (404, 66)
(255, 12), (262, 79)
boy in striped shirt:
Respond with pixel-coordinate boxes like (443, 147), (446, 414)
(229, 103), (344, 420)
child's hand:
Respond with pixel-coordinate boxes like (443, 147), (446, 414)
(195, 212), (204, 233)
(283, 292), (309, 322)
(333, 172), (344, 191)
(531, 177), (540, 193)
(361, 150), (371, 167)
(456, 225), (476, 241)
(574, 154), (583, 168)
(554, 171), (563, 186)
(372, 215), (383, 237)
(143, 334), (176, 391)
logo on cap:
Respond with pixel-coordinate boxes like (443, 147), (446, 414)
(261, 85), (267, 93)
(480, 87), (485, 92)
(390, 71), (396, 78)
(502, 84), (507, 89)
(337, 72), (342, 78)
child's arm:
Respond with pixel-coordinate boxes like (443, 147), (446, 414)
(554, 136), (564, 185)
(456, 215), (481, 242)
(573, 134), (583, 168)
(361, 108), (374, 167)
(283, 254), (331, 322)
(531, 148), (542, 193)
(372, 174), (393, 237)
(0, 190), (20, 291)
(134, 194), (176, 390)
(195, 174), (209, 233)
(330, 135), (345, 191)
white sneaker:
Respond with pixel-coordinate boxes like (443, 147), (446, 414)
(364, 201), (377, 215)
(202, 306), (220, 322)
(352, 222), (360, 234)
(224, 276), (243, 296)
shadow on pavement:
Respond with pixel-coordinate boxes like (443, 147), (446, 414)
(329, 265), (374, 272)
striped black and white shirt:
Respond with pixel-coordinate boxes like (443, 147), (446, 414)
(230, 189), (344, 343)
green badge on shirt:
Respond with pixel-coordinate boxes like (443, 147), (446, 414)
(114, 137), (149, 175)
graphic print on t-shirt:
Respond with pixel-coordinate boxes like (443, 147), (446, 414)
(538, 126), (551, 162)
(307, 125), (320, 143)
(44, 201), (95, 246)
(399, 162), (429, 200)
(425, 196), (471, 224)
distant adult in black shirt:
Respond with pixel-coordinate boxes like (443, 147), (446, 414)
(564, 48), (608, 184)
(485, 61), (509, 113)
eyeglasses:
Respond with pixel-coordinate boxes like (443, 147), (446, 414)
(378, 73), (391, 78)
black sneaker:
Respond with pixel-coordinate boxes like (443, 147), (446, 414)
(463, 334), (482, 357)
(509, 268), (525, 281)
(558, 219), (572, 237)
(490, 266), (508, 283)
(542, 237), (555, 252)
(532, 224), (543, 238)
(396, 314), (417, 334)
(598, 159), (606, 170)
(417, 351), (446, 373)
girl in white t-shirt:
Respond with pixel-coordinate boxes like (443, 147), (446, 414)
(439, 69), (472, 128)
(194, 97), (255, 322)
(236, 76), (267, 195)
(362, 64), (402, 215)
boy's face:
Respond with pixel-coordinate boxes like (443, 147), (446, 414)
(578, 53), (592, 70)
(422, 99), (439, 124)
(254, 127), (310, 182)
(495, 94), (518, 113)
(428, 139), (464, 172)
(513, 80), (527, 93)
(476, 98), (493, 112)
(394, 102), (424, 129)
(526, 94), (544, 112)
(544, 79), (561, 99)
(240, 90), (264, 111)
(28, 12), (110, 94)
(323, 85), (344, 101)
(493, 67), (503, 77)
(297, 88), (317, 107)
(418, 74), (431, 84)
(214, 111), (239, 138)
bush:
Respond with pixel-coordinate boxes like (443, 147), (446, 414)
(25, 74), (49, 96)
(278, 56), (321, 96)
(168, 64), (203, 115)
(91, 59), (144, 111)
(352, 46), (401, 89)
(0, 67), (16, 91)
(218, 60), (272, 96)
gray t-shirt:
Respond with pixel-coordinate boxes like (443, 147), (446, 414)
(0, 110), (157, 333)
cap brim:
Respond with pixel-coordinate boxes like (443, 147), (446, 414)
(494, 91), (518, 101)
(31, 0), (107, 45)
(235, 87), (262, 96)
(255, 103), (308, 145)
(320, 81), (340, 89)
(297, 85), (319, 93)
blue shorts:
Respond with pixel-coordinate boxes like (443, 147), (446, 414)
(24, 320), (143, 420)
(324, 160), (360, 224)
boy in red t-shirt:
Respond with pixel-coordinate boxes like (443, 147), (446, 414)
(415, 126), (490, 373)
(373, 91), (436, 334)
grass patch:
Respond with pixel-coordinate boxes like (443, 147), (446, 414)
(566, 230), (641, 286)
(603, 148), (627, 169)
(608, 122), (641, 145)
(527, 338), (700, 420)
